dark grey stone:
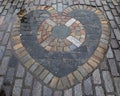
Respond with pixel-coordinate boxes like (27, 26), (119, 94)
(52, 25), (71, 39)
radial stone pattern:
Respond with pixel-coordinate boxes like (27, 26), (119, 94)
(11, 5), (110, 90)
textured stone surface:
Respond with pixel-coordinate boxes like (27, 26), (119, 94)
(16, 64), (25, 78)
(0, 57), (10, 75)
(95, 86), (105, 96)
(92, 69), (101, 84)
(102, 71), (114, 92)
(0, 0), (119, 95)
(83, 77), (93, 95)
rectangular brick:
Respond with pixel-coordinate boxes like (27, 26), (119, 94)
(114, 49), (120, 61)
(22, 89), (30, 96)
(64, 88), (72, 96)
(43, 86), (52, 96)
(12, 79), (23, 96)
(0, 57), (10, 75)
(32, 80), (42, 96)
(108, 59), (119, 76)
(67, 36), (81, 47)
(2, 33), (10, 45)
(92, 69), (101, 84)
(114, 78), (120, 96)
(16, 64), (25, 78)
(106, 11), (114, 20)
(0, 32), (4, 41)
(0, 46), (5, 60)
(34, 0), (39, 5)
(83, 77), (93, 95)
(54, 91), (62, 96)
(102, 71), (114, 92)
(114, 29), (120, 40)
(95, 86), (105, 96)
(24, 72), (33, 87)
(0, 77), (4, 90)
(40, 0), (45, 5)
(74, 84), (82, 96)
(4, 68), (15, 85)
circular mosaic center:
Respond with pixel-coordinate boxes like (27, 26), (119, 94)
(37, 15), (86, 52)
(52, 25), (71, 39)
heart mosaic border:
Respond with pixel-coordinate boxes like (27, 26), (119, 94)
(11, 5), (110, 90)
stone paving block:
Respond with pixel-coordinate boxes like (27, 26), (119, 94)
(67, 36), (81, 47)
(108, 59), (119, 76)
(34, 65), (44, 76)
(4, 68), (15, 85)
(100, 58), (108, 70)
(92, 69), (101, 84)
(74, 83), (82, 96)
(32, 79), (42, 96)
(12, 79), (23, 96)
(95, 86), (105, 96)
(61, 77), (70, 88)
(115, 17), (120, 25)
(43, 86), (52, 96)
(106, 11), (114, 20)
(0, 46), (5, 60)
(22, 89), (30, 96)
(64, 88), (72, 96)
(39, 70), (49, 80)
(24, 72), (33, 87)
(96, 0), (102, 6)
(0, 32), (4, 41)
(3, 86), (11, 96)
(54, 91), (62, 96)
(114, 49), (120, 61)
(16, 64), (25, 78)
(110, 21), (117, 28)
(114, 77), (120, 96)
(83, 77), (93, 96)
(114, 29), (120, 40)
(49, 77), (58, 88)
(44, 73), (53, 84)
(65, 18), (76, 27)
(40, 0), (45, 5)
(58, 3), (63, 12)
(57, 80), (64, 90)
(0, 77), (4, 90)
(79, 0), (85, 4)
(0, 57), (10, 75)
(68, 0), (73, 5)
(34, 0), (39, 5)
(67, 73), (77, 86)
(106, 46), (114, 58)
(73, 71), (83, 82)
(111, 39), (119, 48)
(30, 63), (39, 72)
(77, 66), (88, 77)
(52, 0), (56, 3)
(111, 9), (118, 16)
(52, 4), (57, 10)
(102, 71), (114, 93)
(46, 0), (51, 6)
(84, 0), (90, 5)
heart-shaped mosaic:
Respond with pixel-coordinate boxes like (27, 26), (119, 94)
(11, 5), (110, 90)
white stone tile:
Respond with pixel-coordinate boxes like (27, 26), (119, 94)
(67, 36), (81, 47)
(65, 18), (76, 27)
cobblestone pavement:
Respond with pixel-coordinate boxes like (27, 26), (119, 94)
(0, 0), (120, 96)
